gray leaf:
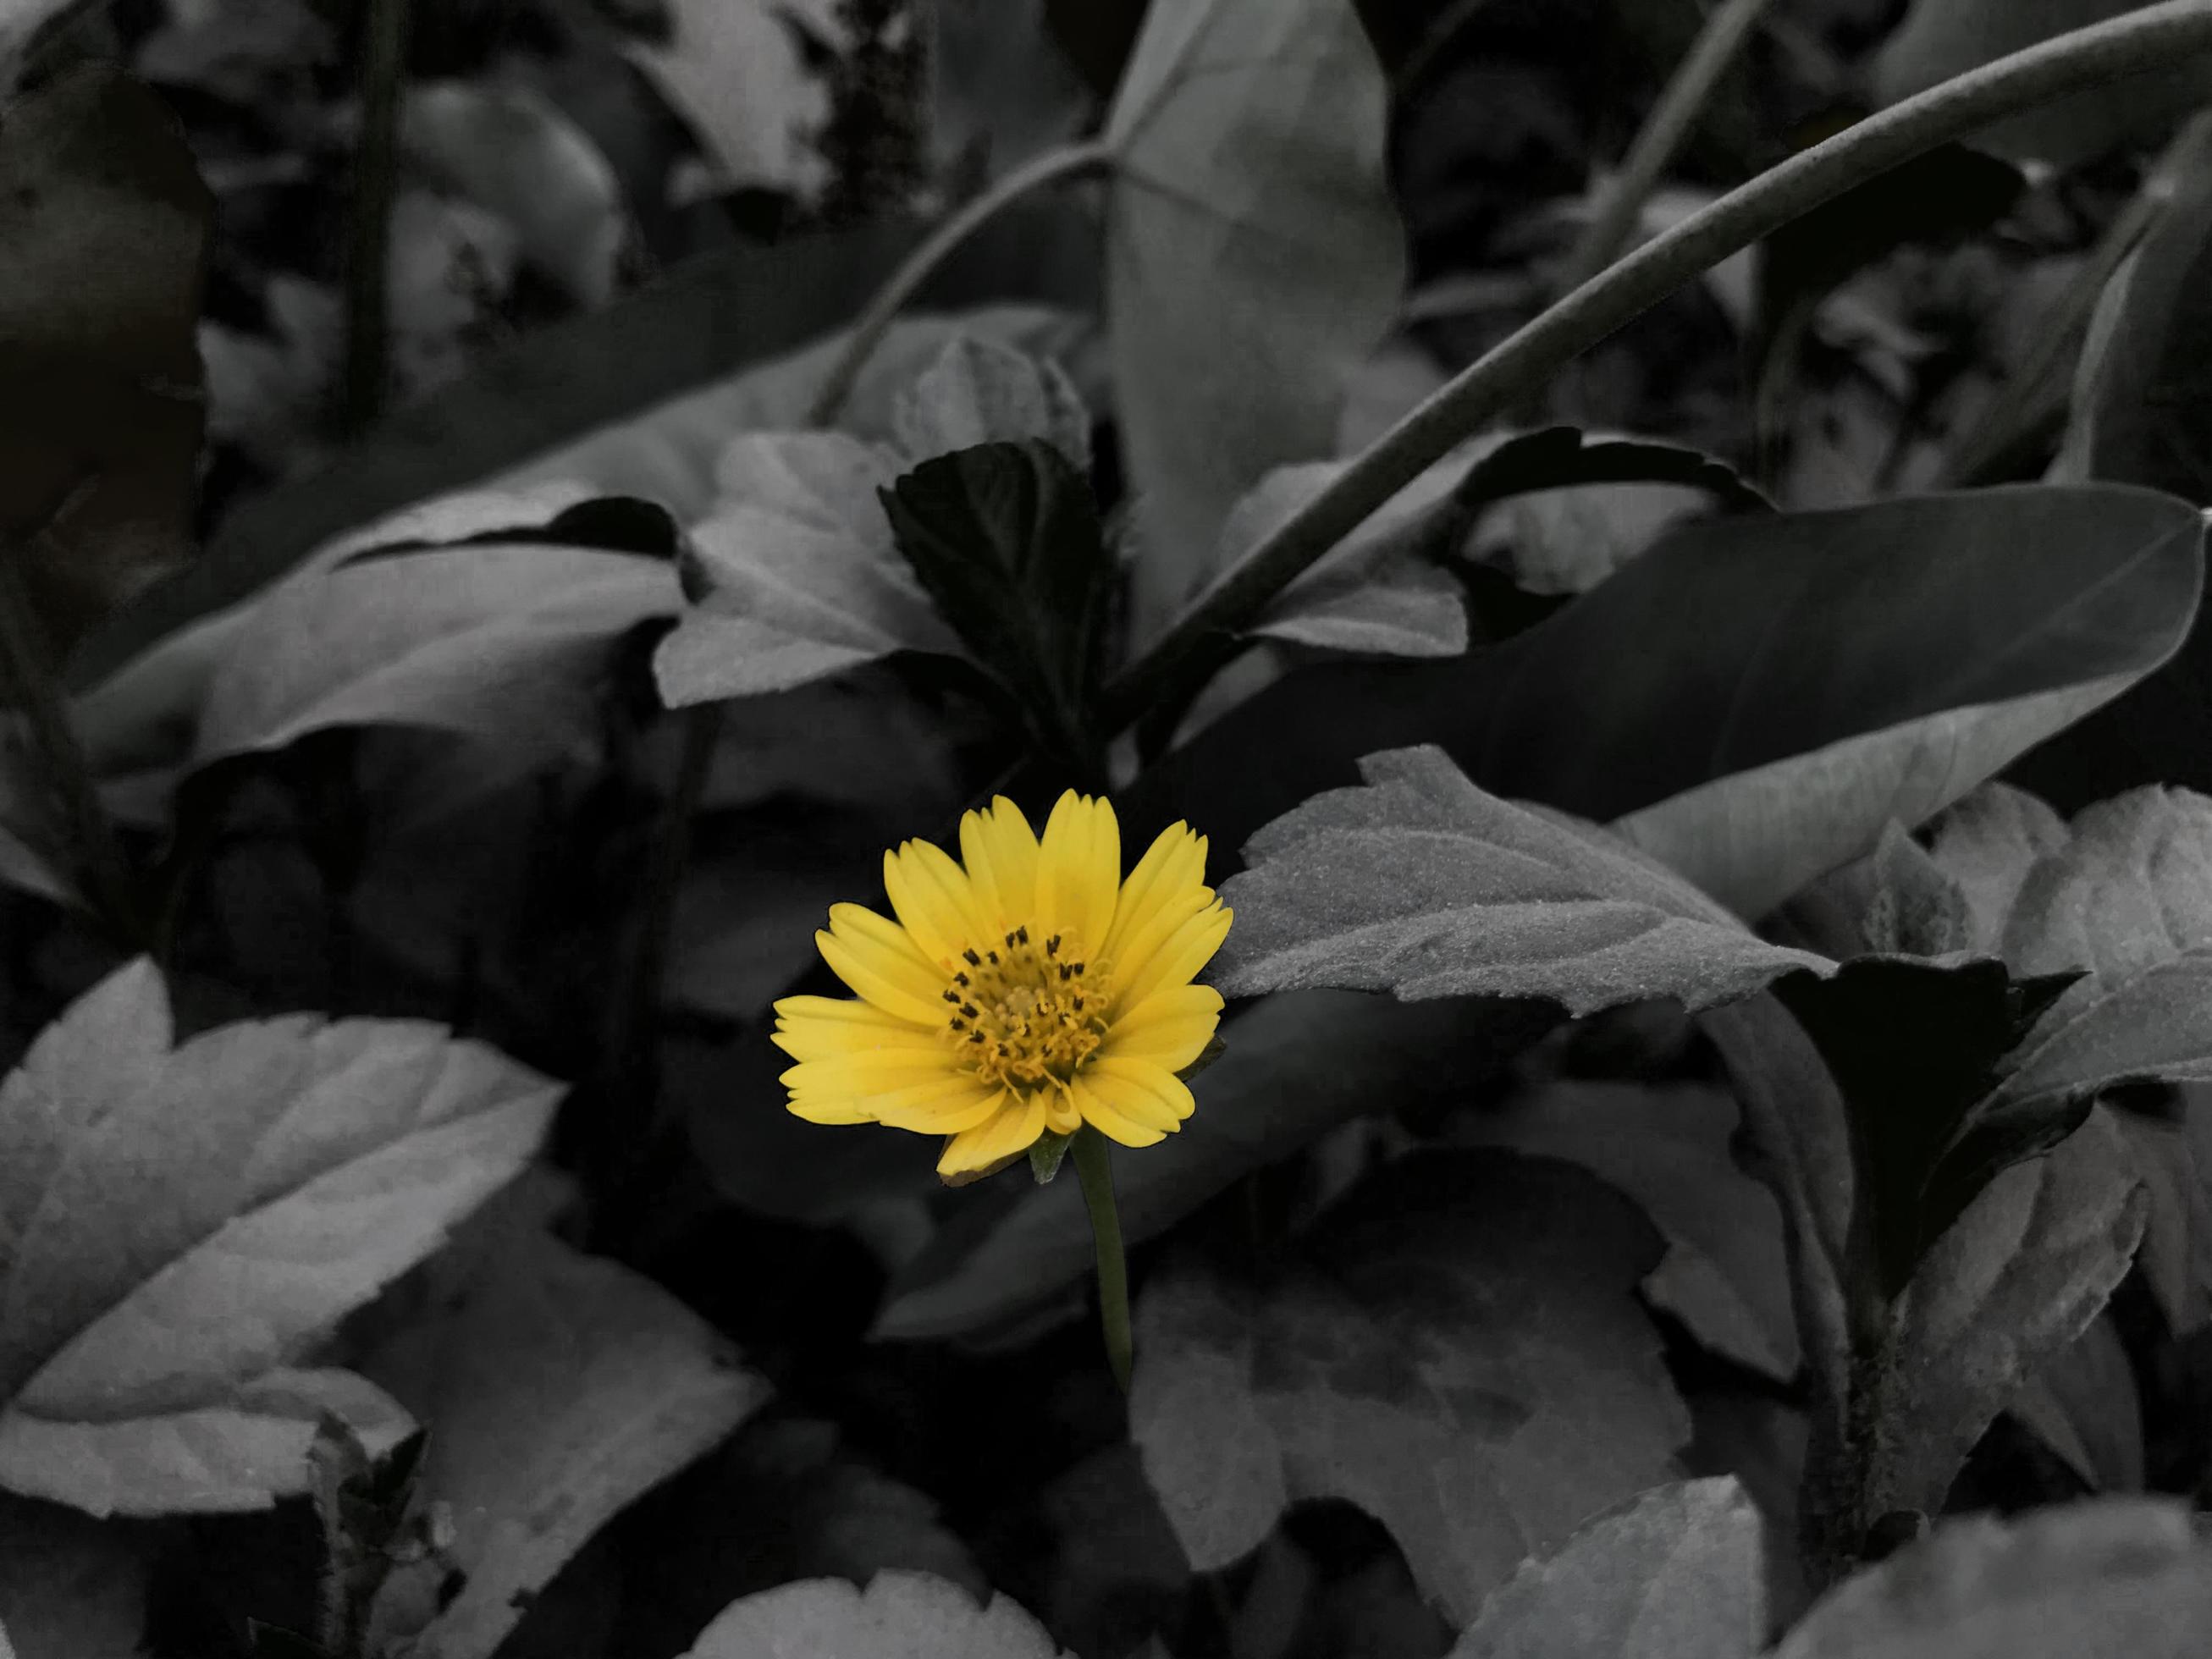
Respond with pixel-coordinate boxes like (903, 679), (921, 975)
(893, 335), (1092, 473)
(679, 1571), (1072, 1659)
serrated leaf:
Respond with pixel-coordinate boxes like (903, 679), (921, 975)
(880, 440), (1112, 749)
(1449, 1479), (1766, 1659)
(893, 336), (1092, 473)
(680, 1571), (1072, 1659)
(1928, 785), (2069, 954)
(1132, 1151), (1688, 1623)
(1212, 745), (1831, 1015)
(1774, 1498), (2212, 1658)
(361, 1219), (770, 1659)
(875, 990), (1551, 1342)
(1105, 0), (1404, 631)
(0, 959), (560, 1517)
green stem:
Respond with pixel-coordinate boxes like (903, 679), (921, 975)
(1555, 0), (1777, 295)
(1071, 1124), (1134, 1394)
(1100, 0), (2212, 733)
(805, 139), (1114, 427)
(343, 0), (411, 433)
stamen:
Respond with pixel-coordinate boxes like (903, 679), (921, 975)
(963, 948), (981, 967)
(939, 923), (1114, 1094)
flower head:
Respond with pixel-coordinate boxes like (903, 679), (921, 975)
(773, 791), (1232, 1182)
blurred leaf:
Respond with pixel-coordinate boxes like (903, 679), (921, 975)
(0, 958), (559, 1516)
(0, 1493), (146, 1659)
(679, 1570), (1070, 1658)
(1105, 0), (1404, 631)
(1875, 0), (2212, 168)
(893, 335), (1093, 472)
(875, 990), (1551, 1341)
(655, 433), (958, 706)
(882, 441), (1112, 752)
(401, 80), (630, 307)
(1452, 1079), (1800, 1381)
(930, 0), (1093, 178)
(620, 0), (841, 199)
(361, 1218), (770, 1659)
(0, 63), (211, 657)
(1132, 1151), (1688, 1623)
(1773, 1498), (2212, 1658)
(1211, 745), (1830, 1014)
(2006, 1312), (2143, 1491)
(1448, 1479), (1765, 1659)
(2103, 1096), (2212, 1331)
(190, 486), (678, 806)
(1137, 488), (2204, 918)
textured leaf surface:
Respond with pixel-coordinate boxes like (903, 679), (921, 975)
(1449, 1479), (1765, 1659)
(893, 335), (1092, 472)
(681, 1570), (1070, 1659)
(876, 991), (1551, 1341)
(0, 959), (560, 1516)
(363, 1219), (770, 1659)
(1105, 0), (1404, 630)
(1775, 1498), (2212, 1658)
(1132, 1152), (1688, 1623)
(1212, 746), (1829, 1014)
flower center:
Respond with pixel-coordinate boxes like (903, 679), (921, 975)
(941, 924), (1112, 1094)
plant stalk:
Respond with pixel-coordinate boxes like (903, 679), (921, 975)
(805, 139), (1114, 427)
(1071, 1124), (1134, 1394)
(343, 0), (411, 433)
(1555, 0), (1778, 295)
(1101, 0), (2212, 733)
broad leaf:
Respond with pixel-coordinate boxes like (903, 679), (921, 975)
(881, 441), (1113, 752)
(1774, 1498), (2212, 1658)
(619, 0), (839, 198)
(0, 63), (212, 656)
(1453, 1080), (1799, 1381)
(361, 1215), (770, 1659)
(1132, 1151), (1688, 1623)
(1105, 0), (1404, 631)
(1211, 746), (1830, 1014)
(893, 335), (1093, 472)
(875, 990), (1552, 1341)
(1449, 1479), (1765, 1659)
(0, 1494), (146, 1659)
(2007, 1313), (2143, 1491)
(0, 959), (560, 1516)
(680, 1571), (1071, 1659)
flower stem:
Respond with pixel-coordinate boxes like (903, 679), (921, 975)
(805, 139), (1115, 428)
(1071, 1123), (1134, 1394)
(1100, 0), (2212, 733)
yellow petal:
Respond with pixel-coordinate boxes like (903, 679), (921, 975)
(781, 1051), (961, 1096)
(1071, 1078), (1167, 1148)
(883, 839), (989, 966)
(818, 904), (946, 1025)
(871, 1075), (1004, 1133)
(1043, 1087), (1082, 1136)
(1117, 902), (1232, 1011)
(1086, 1056), (1194, 1129)
(1103, 823), (1206, 965)
(1037, 791), (1120, 951)
(959, 796), (1041, 931)
(937, 1090), (1046, 1177)
(1102, 983), (1223, 1071)
(772, 995), (943, 1061)
(786, 1094), (880, 1124)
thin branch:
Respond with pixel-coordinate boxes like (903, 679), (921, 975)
(1556, 0), (1779, 295)
(805, 139), (1114, 427)
(1101, 0), (2212, 734)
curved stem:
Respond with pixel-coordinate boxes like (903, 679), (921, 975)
(1101, 0), (2212, 733)
(805, 140), (1115, 427)
(1072, 1124), (1134, 1395)
(1556, 0), (1777, 296)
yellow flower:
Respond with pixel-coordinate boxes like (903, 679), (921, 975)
(772, 791), (1232, 1182)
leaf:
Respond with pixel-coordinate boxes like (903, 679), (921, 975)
(1928, 785), (2069, 954)
(1448, 1479), (1766, 1659)
(874, 990), (1553, 1342)
(1135, 487), (2205, 921)
(191, 488), (679, 803)
(0, 1493), (147, 1659)
(0, 63), (212, 656)
(1211, 745), (1831, 1015)
(1875, 0), (2212, 168)
(620, 0), (840, 198)
(893, 335), (1093, 473)
(1773, 1498), (2212, 1658)
(1104, 0), (1404, 631)
(1452, 1080), (1799, 1381)
(680, 1570), (1072, 1659)
(656, 433), (963, 706)
(400, 81), (629, 307)
(360, 1220), (770, 1659)
(881, 441), (1113, 747)
(2006, 1313), (2143, 1491)
(1132, 1151), (1689, 1623)
(0, 958), (560, 1517)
